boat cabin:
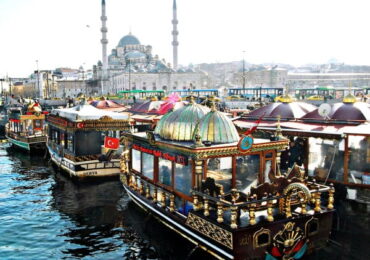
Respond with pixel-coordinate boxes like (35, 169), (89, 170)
(5, 101), (47, 151)
(47, 102), (131, 179)
(120, 101), (334, 260)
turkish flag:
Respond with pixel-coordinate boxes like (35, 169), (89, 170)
(104, 136), (120, 150)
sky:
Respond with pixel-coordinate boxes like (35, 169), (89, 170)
(1, 0), (370, 77)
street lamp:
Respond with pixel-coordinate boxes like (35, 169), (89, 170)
(36, 60), (39, 98)
(242, 51), (246, 89)
(128, 59), (131, 91)
(0, 78), (4, 96)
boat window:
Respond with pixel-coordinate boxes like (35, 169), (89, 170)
(159, 158), (172, 186)
(280, 137), (306, 173)
(74, 131), (101, 156)
(265, 152), (272, 159)
(308, 138), (344, 182)
(306, 218), (319, 236)
(66, 133), (74, 153)
(53, 130), (60, 144)
(174, 163), (192, 196)
(142, 153), (154, 179)
(253, 228), (271, 248)
(348, 136), (370, 184)
(264, 160), (272, 183)
(132, 149), (141, 172)
(235, 155), (260, 194)
(26, 120), (33, 135)
(33, 119), (42, 130)
(207, 157), (232, 193)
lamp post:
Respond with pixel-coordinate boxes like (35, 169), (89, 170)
(128, 59), (131, 91)
(259, 83), (263, 107)
(242, 51), (246, 89)
(36, 60), (39, 98)
(0, 78), (4, 96)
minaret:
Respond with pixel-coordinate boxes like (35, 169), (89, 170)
(172, 0), (179, 70)
(101, 0), (108, 92)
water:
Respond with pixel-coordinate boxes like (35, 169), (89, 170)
(0, 144), (153, 260)
(0, 143), (369, 260)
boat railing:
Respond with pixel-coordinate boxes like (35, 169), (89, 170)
(191, 180), (334, 229)
(6, 127), (47, 142)
(123, 172), (334, 230)
(122, 173), (179, 214)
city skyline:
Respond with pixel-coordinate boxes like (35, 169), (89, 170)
(1, 0), (370, 77)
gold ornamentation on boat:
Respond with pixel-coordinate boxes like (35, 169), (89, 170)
(253, 228), (271, 248)
(272, 222), (305, 255)
(186, 212), (233, 249)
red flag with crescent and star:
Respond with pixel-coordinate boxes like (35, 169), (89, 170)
(104, 136), (120, 150)
(243, 113), (265, 136)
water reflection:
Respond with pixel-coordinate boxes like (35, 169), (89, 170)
(50, 172), (128, 258)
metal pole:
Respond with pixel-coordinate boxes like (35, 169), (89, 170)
(242, 51), (246, 89)
(36, 60), (39, 98)
(0, 78), (3, 95)
(128, 60), (131, 91)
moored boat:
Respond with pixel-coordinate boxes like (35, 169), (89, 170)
(46, 100), (131, 179)
(5, 101), (47, 151)
(119, 100), (335, 259)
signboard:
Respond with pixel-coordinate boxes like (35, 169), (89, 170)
(132, 144), (188, 165)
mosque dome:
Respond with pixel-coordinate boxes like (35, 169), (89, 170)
(154, 101), (210, 141)
(199, 108), (239, 144)
(118, 34), (140, 47)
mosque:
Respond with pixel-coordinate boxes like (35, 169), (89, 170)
(94, 0), (209, 94)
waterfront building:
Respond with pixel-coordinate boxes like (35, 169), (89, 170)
(287, 72), (370, 89)
(232, 66), (288, 88)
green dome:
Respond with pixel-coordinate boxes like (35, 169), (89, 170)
(154, 111), (173, 135)
(155, 102), (210, 141)
(199, 110), (239, 144)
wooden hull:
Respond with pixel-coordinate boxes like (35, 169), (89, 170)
(123, 185), (334, 260)
(47, 144), (120, 179)
(6, 135), (46, 152)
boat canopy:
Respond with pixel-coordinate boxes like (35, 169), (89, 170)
(51, 104), (129, 122)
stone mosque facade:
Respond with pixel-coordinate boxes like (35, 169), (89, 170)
(94, 0), (209, 94)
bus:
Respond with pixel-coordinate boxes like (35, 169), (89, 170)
(295, 86), (363, 101)
(227, 87), (284, 101)
(118, 90), (165, 100)
(168, 89), (220, 98)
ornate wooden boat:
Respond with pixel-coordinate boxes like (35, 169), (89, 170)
(5, 101), (47, 151)
(120, 101), (335, 260)
(46, 101), (131, 179)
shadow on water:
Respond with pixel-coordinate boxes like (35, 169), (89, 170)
(121, 200), (216, 260)
(50, 171), (129, 258)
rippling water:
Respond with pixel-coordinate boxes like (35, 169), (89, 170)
(0, 145), (131, 259)
(0, 143), (368, 260)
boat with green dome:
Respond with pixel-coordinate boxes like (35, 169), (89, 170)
(119, 99), (335, 260)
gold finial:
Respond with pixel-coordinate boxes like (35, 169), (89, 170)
(210, 100), (217, 112)
(343, 81), (356, 103)
(276, 115), (282, 137)
(189, 95), (195, 104)
(192, 122), (204, 147)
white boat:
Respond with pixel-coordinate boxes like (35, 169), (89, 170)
(46, 101), (131, 179)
